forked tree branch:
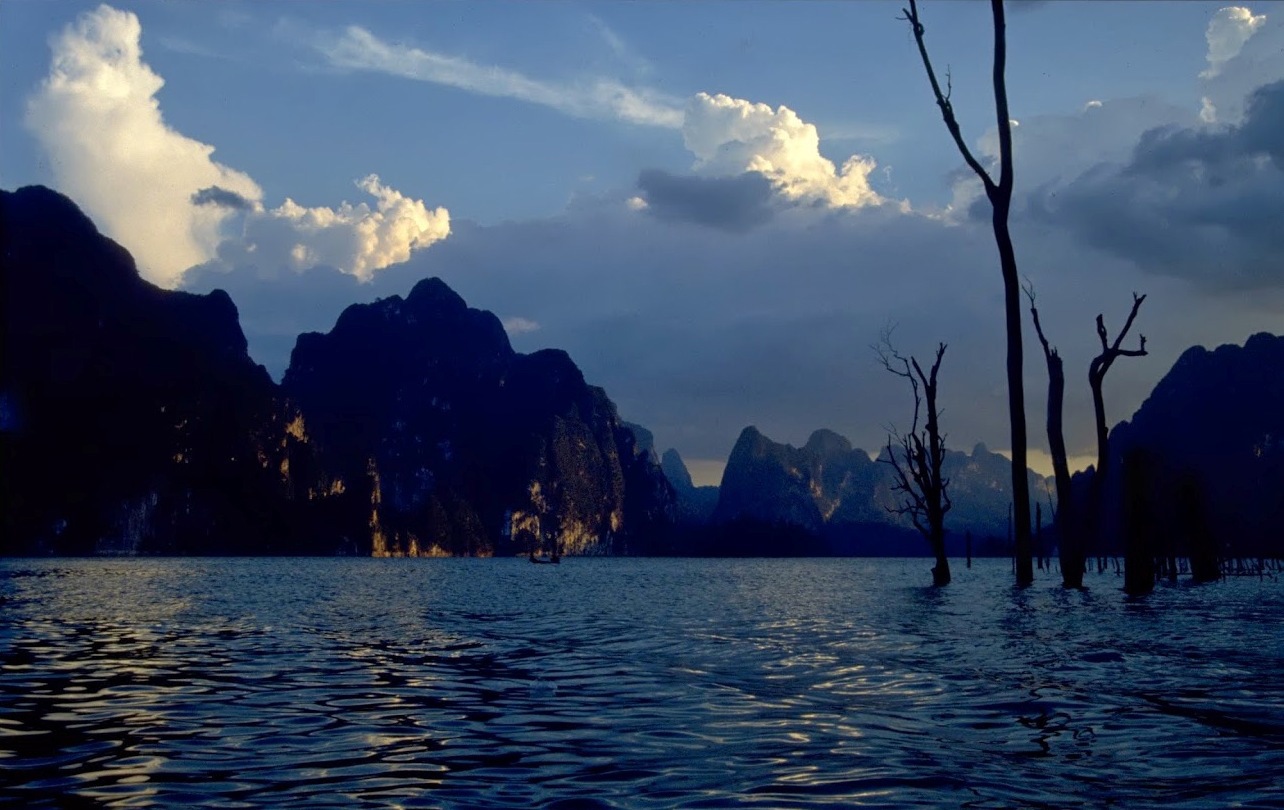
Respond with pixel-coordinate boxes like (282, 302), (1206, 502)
(1092, 292), (1148, 381)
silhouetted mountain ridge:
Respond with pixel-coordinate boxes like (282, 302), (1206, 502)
(1097, 332), (1284, 557)
(2, 185), (674, 556)
(1, 185), (343, 555)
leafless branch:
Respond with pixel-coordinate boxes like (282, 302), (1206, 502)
(1092, 292), (1148, 381)
(1089, 291), (1149, 490)
(901, 0), (998, 197)
(1023, 278), (1058, 361)
(876, 335), (951, 544)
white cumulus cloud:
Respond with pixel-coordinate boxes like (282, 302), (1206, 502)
(26, 5), (449, 288)
(25, 4), (262, 287)
(681, 92), (884, 208)
(1202, 6), (1267, 78)
(254, 176), (450, 282)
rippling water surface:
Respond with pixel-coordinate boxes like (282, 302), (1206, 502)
(2, 557), (1282, 808)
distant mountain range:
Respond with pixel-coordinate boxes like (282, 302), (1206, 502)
(2, 185), (1280, 558)
(670, 425), (1049, 556)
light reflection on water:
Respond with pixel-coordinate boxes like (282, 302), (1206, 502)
(1, 557), (1282, 808)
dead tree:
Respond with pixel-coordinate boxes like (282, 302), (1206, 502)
(1088, 293), (1147, 588)
(876, 330), (952, 586)
(1089, 293), (1147, 486)
(1024, 281), (1082, 588)
(901, 0), (1034, 585)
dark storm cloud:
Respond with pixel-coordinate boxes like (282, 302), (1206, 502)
(636, 169), (775, 232)
(1030, 80), (1284, 290)
(191, 185), (256, 210)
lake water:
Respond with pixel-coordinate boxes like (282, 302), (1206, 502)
(1, 557), (1281, 808)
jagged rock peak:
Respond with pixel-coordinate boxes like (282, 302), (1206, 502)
(805, 428), (853, 458)
(661, 448), (695, 491)
(623, 422), (658, 461)
(732, 425), (767, 451)
(3, 185), (140, 294)
(407, 276), (467, 313)
(5, 185), (101, 240)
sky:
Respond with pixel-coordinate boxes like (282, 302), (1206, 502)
(2, 1), (1282, 486)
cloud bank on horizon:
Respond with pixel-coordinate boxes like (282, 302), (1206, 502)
(13, 2), (1284, 478)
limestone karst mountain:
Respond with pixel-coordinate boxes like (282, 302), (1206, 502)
(282, 277), (675, 557)
(660, 448), (720, 525)
(1, 185), (674, 556)
(1, 185), (342, 555)
(710, 425), (1049, 554)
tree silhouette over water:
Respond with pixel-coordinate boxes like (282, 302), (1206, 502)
(901, 0), (1034, 585)
(1024, 282), (1075, 586)
(1088, 293), (1148, 541)
(1026, 287), (1147, 589)
(876, 330), (952, 586)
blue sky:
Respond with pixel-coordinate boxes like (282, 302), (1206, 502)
(3, 1), (1283, 484)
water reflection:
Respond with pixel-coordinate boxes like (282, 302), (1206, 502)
(1, 558), (1281, 808)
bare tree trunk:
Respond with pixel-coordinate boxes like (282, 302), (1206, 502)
(1025, 290), (1081, 587)
(1179, 476), (1220, 583)
(1122, 449), (1156, 595)
(1047, 353), (1082, 586)
(996, 210), (1034, 586)
(1088, 294), (1147, 581)
(902, 0), (1033, 585)
(922, 349), (952, 586)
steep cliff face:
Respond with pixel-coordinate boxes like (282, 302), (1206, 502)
(282, 278), (674, 556)
(660, 449), (719, 525)
(938, 443), (1052, 541)
(713, 427), (827, 531)
(1101, 332), (1284, 557)
(801, 429), (888, 526)
(0, 186), (343, 555)
(712, 425), (1048, 553)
